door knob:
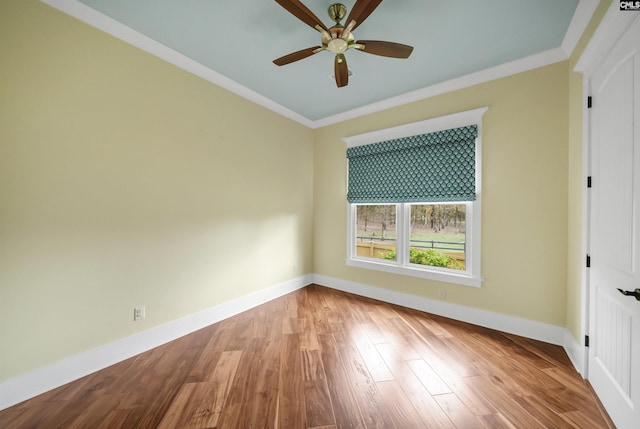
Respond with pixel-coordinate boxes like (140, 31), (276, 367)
(617, 288), (640, 301)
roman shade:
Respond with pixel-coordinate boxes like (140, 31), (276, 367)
(346, 125), (477, 203)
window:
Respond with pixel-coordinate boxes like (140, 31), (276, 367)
(344, 108), (487, 287)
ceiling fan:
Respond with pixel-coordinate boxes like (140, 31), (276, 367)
(273, 0), (414, 88)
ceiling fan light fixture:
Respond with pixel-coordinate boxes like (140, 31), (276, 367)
(327, 38), (348, 54)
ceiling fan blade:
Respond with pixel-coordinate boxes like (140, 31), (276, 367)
(345, 0), (383, 30)
(334, 54), (348, 87)
(354, 40), (414, 58)
(275, 0), (328, 31)
(273, 46), (323, 66)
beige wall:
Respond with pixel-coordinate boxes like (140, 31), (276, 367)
(0, 1), (314, 380)
(0, 0), (614, 384)
(313, 62), (571, 326)
(311, 0), (613, 342)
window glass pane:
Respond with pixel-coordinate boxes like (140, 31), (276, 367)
(409, 204), (466, 270)
(355, 205), (397, 261)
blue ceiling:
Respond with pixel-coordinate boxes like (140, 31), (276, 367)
(44, 0), (592, 127)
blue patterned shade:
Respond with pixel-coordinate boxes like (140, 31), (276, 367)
(347, 125), (477, 203)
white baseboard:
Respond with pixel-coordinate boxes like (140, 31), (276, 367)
(313, 274), (569, 347)
(1, 273), (585, 411)
(315, 275), (588, 375)
(562, 328), (586, 376)
(0, 275), (311, 411)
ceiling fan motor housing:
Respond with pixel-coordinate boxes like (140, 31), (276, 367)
(323, 4), (354, 54)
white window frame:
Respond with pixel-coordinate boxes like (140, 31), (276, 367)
(343, 107), (487, 287)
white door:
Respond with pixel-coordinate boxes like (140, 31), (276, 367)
(588, 15), (640, 429)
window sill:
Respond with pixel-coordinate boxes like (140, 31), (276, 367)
(346, 258), (482, 288)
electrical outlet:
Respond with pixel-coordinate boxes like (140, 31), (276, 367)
(134, 306), (145, 321)
(439, 289), (446, 300)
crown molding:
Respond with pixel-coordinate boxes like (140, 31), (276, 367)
(574, 2), (640, 74)
(311, 47), (567, 128)
(41, 0), (598, 130)
(561, 0), (601, 56)
(40, 0), (315, 128)
(312, 0), (599, 129)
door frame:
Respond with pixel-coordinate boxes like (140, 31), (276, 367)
(574, 3), (640, 378)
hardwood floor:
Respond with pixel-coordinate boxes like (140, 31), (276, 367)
(1, 284), (615, 428)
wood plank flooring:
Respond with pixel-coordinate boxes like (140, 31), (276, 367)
(0, 284), (615, 428)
